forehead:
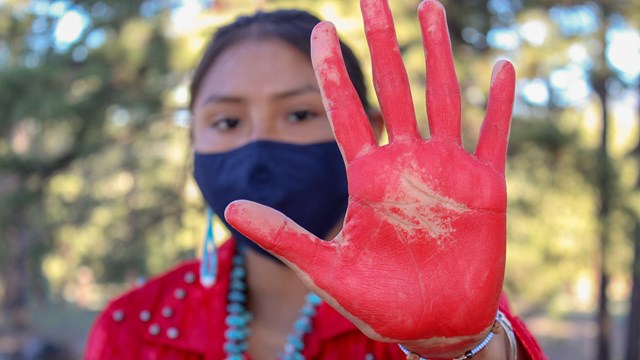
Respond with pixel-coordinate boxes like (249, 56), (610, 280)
(195, 39), (317, 105)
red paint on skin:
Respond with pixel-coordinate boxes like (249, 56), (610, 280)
(311, 22), (377, 163)
(419, 0), (462, 144)
(225, 0), (516, 357)
(475, 60), (516, 173)
(360, 0), (419, 142)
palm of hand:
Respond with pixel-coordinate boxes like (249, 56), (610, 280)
(225, 0), (515, 356)
(327, 141), (506, 344)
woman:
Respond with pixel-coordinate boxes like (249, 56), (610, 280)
(85, 0), (547, 359)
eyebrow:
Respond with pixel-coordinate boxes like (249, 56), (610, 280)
(201, 84), (320, 105)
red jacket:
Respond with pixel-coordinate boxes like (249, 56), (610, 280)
(85, 241), (547, 359)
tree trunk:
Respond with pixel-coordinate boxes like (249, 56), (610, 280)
(626, 223), (640, 360)
(625, 85), (640, 360)
(593, 75), (611, 360)
(1, 208), (31, 332)
(597, 269), (611, 360)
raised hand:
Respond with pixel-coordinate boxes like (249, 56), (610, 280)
(225, 0), (516, 357)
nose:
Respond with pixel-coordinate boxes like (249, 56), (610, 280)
(248, 114), (279, 143)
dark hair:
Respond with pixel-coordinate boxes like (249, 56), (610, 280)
(189, 9), (371, 113)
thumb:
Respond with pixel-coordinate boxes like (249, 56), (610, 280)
(224, 200), (336, 280)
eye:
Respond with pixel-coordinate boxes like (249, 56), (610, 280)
(286, 110), (317, 123)
(212, 117), (240, 131)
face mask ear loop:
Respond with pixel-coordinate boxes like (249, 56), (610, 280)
(200, 207), (218, 287)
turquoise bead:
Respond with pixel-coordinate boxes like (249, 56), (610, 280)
(230, 278), (246, 291)
(225, 328), (247, 341)
(288, 334), (304, 351)
(223, 341), (248, 353)
(230, 267), (246, 279)
(300, 304), (317, 317)
(232, 254), (245, 266)
(283, 343), (295, 354)
(226, 303), (244, 314)
(305, 293), (322, 305)
(283, 352), (304, 360)
(225, 314), (248, 327)
(294, 317), (312, 333)
(228, 290), (247, 303)
(223, 251), (322, 359)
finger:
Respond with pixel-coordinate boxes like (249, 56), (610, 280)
(360, 0), (419, 142)
(225, 200), (337, 285)
(418, 0), (461, 144)
(312, 22), (377, 164)
(474, 60), (516, 173)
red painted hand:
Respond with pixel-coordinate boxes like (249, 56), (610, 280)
(225, 0), (516, 357)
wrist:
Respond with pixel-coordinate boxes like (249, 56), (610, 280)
(398, 311), (517, 360)
(471, 312), (518, 360)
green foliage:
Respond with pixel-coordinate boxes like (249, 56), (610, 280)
(0, 0), (200, 314)
(506, 116), (597, 312)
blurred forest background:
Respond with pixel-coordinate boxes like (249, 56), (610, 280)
(0, 0), (639, 359)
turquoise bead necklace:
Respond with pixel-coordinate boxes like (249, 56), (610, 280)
(223, 251), (323, 360)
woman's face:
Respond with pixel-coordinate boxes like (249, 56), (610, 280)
(192, 39), (335, 153)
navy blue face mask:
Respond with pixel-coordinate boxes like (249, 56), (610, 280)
(193, 141), (348, 260)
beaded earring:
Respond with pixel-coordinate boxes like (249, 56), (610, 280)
(200, 208), (217, 287)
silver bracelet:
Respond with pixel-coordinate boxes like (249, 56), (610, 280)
(496, 310), (518, 360)
(397, 313), (500, 360)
